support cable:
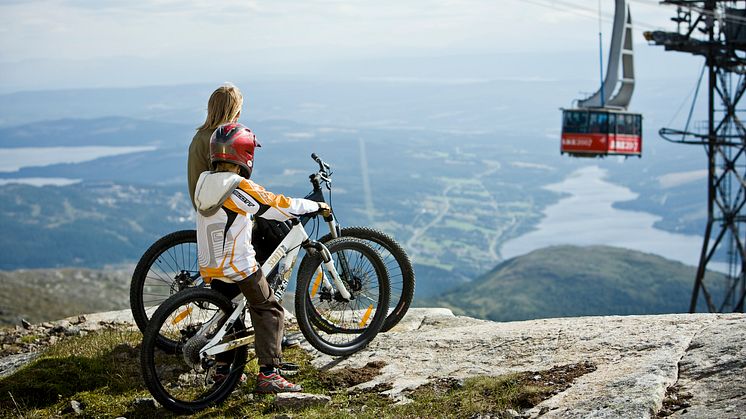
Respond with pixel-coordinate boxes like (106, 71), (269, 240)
(518, 0), (666, 31)
(661, 62), (708, 143)
(599, 0), (607, 107)
(666, 62), (708, 129)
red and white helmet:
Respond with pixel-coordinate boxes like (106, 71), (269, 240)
(210, 122), (260, 178)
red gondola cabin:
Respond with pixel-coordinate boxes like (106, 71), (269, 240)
(561, 109), (642, 157)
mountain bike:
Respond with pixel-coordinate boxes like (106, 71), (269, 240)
(129, 154), (414, 340)
(140, 219), (390, 413)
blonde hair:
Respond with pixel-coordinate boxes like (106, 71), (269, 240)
(197, 83), (243, 131)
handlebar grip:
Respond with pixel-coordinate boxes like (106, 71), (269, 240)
(311, 152), (329, 172)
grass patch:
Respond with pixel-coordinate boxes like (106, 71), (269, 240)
(0, 329), (595, 418)
(332, 361), (596, 419)
(0, 329), (148, 417)
(18, 334), (40, 345)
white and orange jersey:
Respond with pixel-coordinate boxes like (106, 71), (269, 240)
(193, 171), (320, 283)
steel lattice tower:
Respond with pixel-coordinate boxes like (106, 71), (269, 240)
(646, 0), (746, 312)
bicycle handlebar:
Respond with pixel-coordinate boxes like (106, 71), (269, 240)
(311, 153), (331, 174)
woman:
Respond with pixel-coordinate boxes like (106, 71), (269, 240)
(188, 83), (243, 209)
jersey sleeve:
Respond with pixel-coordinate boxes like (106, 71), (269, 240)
(235, 179), (320, 221)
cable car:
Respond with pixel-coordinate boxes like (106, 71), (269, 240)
(561, 0), (642, 158)
(561, 109), (642, 157)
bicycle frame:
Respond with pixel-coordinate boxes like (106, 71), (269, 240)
(170, 159), (338, 298)
(187, 219), (351, 359)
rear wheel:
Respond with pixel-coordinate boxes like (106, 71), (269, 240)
(295, 237), (390, 356)
(130, 229), (200, 350)
(140, 288), (248, 414)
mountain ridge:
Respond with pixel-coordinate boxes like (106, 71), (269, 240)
(0, 245), (724, 328)
(427, 245), (724, 320)
(0, 116), (191, 148)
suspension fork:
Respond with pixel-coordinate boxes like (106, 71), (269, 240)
(303, 183), (350, 296)
(304, 239), (352, 301)
(326, 213), (341, 239)
(319, 213), (355, 292)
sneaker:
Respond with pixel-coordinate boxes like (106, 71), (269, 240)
(281, 335), (301, 349)
(212, 364), (247, 385)
(255, 370), (303, 393)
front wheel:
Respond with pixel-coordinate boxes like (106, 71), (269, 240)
(140, 288), (248, 414)
(295, 237), (390, 356)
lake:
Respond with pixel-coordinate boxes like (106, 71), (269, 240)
(0, 177), (80, 186)
(499, 165), (720, 271)
(0, 146), (156, 172)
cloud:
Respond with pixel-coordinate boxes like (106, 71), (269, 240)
(0, 0), (684, 90)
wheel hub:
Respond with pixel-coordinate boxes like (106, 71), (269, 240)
(182, 334), (209, 368)
(345, 272), (363, 293)
(173, 270), (194, 293)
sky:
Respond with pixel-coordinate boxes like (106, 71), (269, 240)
(0, 0), (695, 92)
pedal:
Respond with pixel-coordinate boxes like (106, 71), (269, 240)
(279, 362), (300, 375)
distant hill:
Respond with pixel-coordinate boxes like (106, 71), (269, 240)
(0, 182), (194, 270)
(411, 264), (471, 299)
(0, 116), (191, 148)
(0, 268), (131, 325)
(426, 245), (724, 321)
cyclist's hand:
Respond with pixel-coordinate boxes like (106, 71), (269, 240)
(318, 202), (332, 217)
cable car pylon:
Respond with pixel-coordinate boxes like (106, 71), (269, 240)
(561, 0), (643, 158)
(645, 0), (746, 313)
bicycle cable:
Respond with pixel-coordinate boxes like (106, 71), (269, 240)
(327, 179), (337, 225)
(311, 215), (319, 240)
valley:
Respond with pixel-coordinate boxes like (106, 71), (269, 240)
(0, 80), (714, 314)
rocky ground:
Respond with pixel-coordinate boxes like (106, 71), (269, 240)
(1, 308), (744, 418)
(306, 309), (746, 419)
(0, 267), (132, 325)
(0, 311), (136, 379)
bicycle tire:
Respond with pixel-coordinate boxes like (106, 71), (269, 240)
(130, 229), (200, 350)
(295, 237), (390, 356)
(140, 288), (248, 414)
(312, 226), (415, 332)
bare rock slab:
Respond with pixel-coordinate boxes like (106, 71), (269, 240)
(670, 317), (746, 418)
(385, 307), (456, 332)
(0, 351), (39, 378)
(310, 311), (745, 418)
